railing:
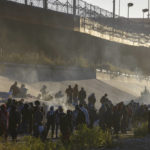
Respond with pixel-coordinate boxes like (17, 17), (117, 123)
(96, 69), (150, 82)
(80, 17), (150, 47)
(7, 0), (120, 18)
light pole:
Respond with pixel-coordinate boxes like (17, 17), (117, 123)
(142, 9), (149, 19)
(127, 3), (134, 18)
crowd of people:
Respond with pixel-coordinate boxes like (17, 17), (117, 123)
(0, 83), (149, 142)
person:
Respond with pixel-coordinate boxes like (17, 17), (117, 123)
(9, 105), (20, 140)
(100, 93), (108, 104)
(148, 109), (150, 133)
(21, 104), (30, 134)
(33, 105), (43, 137)
(99, 104), (107, 129)
(72, 105), (79, 129)
(9, 82), (20, 97)
(80, 104), (90, 126)
(88, 105), (97, 128)
(88, 93), (96, 108)
(19, 84), (28, 98)
(60, 110), (73, 143)
(40, 85), (48, 99)
(55, 106), (65, 138)
(55, 91), (64, 98)
(65, 85), (73, 104)
(78, 88), (86, 105)
(28, 103), (34, 134)
(46, 106), (55, 139)
(0, 104), (9, 141)
(76, 106), (86, 127)
(73, 84), (79, 105)
(113, 104), (121, 134)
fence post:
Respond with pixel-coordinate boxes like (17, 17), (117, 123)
(78, 0), (79, 15)
(73, 0), (76, 16)
(84, 1), (86, 31)
(67, 0), (68, 14)
(89, 4), (91, 17)
(43, 0), (48, 9)
(94, 5), (96, 19)
(84, 1), (86, 18)
(25, 0), (27, 5)
(100, 8), (101, 16)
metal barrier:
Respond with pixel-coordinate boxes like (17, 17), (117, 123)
(80, 17), (150, 47)
(7, 0), (119, 18)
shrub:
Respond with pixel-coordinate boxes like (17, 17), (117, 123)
(70, 125), (112, 150)
(0, 126), (112, 150)
(134, 122), (149, 137)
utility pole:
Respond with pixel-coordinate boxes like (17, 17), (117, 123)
(113, 0), (116, 18)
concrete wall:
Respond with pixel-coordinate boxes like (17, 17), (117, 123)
(0, 63), (96, 83)
(1, 1), (150, 74)
(0, 1), (80, 31)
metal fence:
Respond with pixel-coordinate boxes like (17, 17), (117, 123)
(7, 0), (119, 18)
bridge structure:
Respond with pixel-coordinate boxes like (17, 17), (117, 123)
(4, 0), (150, 47)
(2, 0), (150, 47)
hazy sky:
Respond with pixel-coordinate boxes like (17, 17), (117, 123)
(84, 0), (149, 18)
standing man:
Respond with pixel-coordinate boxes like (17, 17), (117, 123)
(78, 88), (86, 105)
(65, 85), (73, 104)
(73, 84), (79, 105)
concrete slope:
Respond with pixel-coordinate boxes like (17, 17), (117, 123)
(96, 72), (150, 97)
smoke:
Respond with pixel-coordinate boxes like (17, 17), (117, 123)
(102, 43), (143, 74)
(42, 96), (74, 113)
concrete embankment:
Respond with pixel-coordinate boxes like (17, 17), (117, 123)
(0, 64), (135, 108)
(96, 71), (150, 97)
